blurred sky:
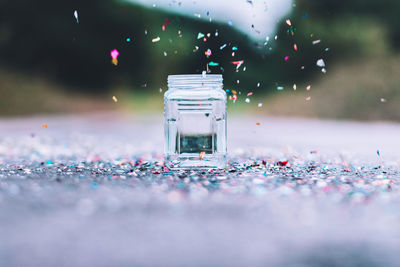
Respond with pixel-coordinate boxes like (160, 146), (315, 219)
(126, 0), (293, 41)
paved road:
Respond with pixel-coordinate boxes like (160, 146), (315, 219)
(1, 113), (400, 266)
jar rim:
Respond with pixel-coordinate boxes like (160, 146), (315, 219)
(168, 74), (223, 89)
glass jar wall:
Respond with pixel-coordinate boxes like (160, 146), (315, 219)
(164, 74), (227, 169)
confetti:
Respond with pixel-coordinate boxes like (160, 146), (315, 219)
(293, 84), (297, 90)
(231, 60), (244, 69)
(257, 83), (260, 87)
(316, 59), (325, 67)
(110, 49), (119, 66)
(286, 19), (292, 26)
(197, 32), (205, 39)
(205, 49), (212, 57)
(380, 98), (387, 103)
(112, 96), (118, 102)
(377, 150), (380, 156)
(220, 44), (227, 50)
(294, 44), (298, 51)
(247, 92), (253, 96)
(306, 96), (311, 101)
(258, 103), (263, 107)
(126, 37), (131, 42)
(256, 122), (261, 126)
(277, 86), (284, 90)
(284, 56), (289, 61)
(277, 160), (288, 166)
(73, 10), (79, 24)
(312, 40), (321, 45)
(199, 151), (205, 160)
(321, 68), (327, 74)
(306, 85), (311, 91)
(42, 124), (47, 128)
(152, 36), (160, 43)
(245, 98), (250, 103)
(232, 46), (238, 51)
(208, 62), (219, 66)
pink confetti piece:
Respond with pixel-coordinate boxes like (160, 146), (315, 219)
(110, 49), (119, 59)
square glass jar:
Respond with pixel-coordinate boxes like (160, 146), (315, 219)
(164, 74), (227, 169)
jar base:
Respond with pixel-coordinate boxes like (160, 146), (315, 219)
(165, 154), (226, 169)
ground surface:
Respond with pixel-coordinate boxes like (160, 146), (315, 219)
(1, 113), (400, 267)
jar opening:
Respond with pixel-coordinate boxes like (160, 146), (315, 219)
(168, 74), (223, 89)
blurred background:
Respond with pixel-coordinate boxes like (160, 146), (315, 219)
(0, 0), (399, 120)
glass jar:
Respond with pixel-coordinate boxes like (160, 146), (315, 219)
(164, 74), (227, 169)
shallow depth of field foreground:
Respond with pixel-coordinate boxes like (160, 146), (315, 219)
(1, 114), (400, 266)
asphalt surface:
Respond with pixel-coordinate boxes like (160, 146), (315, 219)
(1, 113), (400, 267)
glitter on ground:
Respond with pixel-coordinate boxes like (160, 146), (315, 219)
(1, 115), (400, 266)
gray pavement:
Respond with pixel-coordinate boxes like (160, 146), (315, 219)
(1, 113), (400, 266)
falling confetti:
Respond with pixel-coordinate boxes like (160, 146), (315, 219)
(257, 83), (260, 87)
(220, 44), (227, 50)
(312, 40), (321, 45)
(316, 59), (325, 67)
(258, 103), (263, 107)
(205, 49), (212, 57)
(256, 122), (261, 126)
(286, 19), (292, 26)
(293, 84), (297, 90)
(162, 24), (165, 31)
(277, 86), (284, 90)
(247, 92), (253, 96)
(380, 98), (387, 103)
(197, 32), (205, 39)
(284, 56), (289, 61)
(112, 96), (118, 103)
(306, 85), (311, 91)
(42, 124), (48, 128)
(73, 10), (79, 24)
(208, 62), (219, 66)
(294, 44), (298, 51)
(110, 49), (119, 66)
(231, 60), (244, 69)
(152, 37), (160, 43)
